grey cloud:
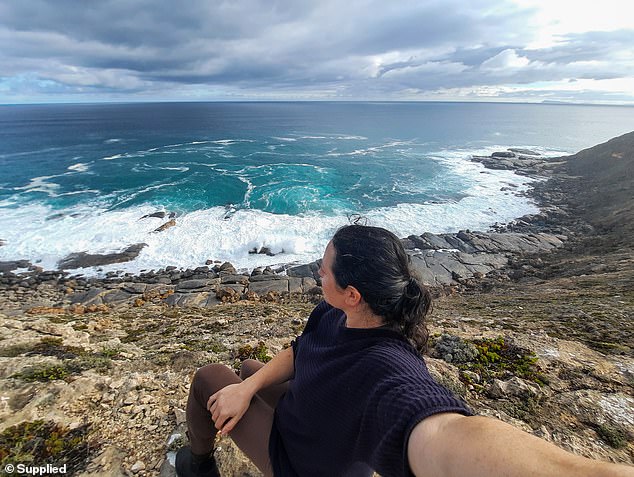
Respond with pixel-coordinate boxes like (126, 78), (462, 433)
(0, 0), (632, 101)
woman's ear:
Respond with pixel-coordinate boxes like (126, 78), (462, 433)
(344, 286), (362, 307)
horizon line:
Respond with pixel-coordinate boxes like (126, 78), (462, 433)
(2, 98), (634, 107)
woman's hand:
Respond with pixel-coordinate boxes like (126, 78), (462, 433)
(207, 382), (255, 435)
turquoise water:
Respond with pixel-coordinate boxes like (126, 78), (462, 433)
(1, 102), (633, 273)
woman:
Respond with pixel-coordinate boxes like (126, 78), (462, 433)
(176, 225), (633, 477)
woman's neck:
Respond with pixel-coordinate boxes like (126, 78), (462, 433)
(344, 307), (385, 329)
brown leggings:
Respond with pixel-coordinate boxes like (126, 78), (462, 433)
(186, 360), (289, 477)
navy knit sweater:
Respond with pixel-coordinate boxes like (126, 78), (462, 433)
(269, 301), (472, 477)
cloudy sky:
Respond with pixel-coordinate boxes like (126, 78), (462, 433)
(1, 0), (633, 104)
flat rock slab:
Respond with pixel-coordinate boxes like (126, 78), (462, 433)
(69, 288), (107, 305)
(409, 250), (509, 286)
(248, 279), (289, 295)
(57, 243), (147, 269)
(407, 231), (564, 255)
(101, 289), (135, 305)
(165, 292), (209, 307)
(175, 278), (220, 291)
(220, 274), (249, 285)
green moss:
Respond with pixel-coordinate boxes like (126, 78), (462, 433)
(11, 355), (112, 382)
(182, 339), (227, 353)
(97, 345), (121, 359)
(595, 424), (629, 449)
(233, 341), (272, 368)
(11, 365), (70, 382)
(0, 337), (86, 360)
(499, 396), (543, 426)
(121, 322), (161, 343)
(458, 336), (546, 386)
(0, 420), (95, 475)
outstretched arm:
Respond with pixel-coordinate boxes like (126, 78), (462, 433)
(208, 346), (295, 435)
(408, 413), (634, 477)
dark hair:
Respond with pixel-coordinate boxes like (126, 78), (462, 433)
(331, 224), (431, 353)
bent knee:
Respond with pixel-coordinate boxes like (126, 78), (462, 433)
(240, 359), (264, 379)
(192, 363), (238, 394)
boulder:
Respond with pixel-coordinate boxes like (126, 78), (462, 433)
(288, 277), (303, 294)
(302, 277), (317, 291)
(486, 377), (541, 399)
(287, 261), (321, 281)
(218, 262), (236, 273)
(121, 283), (148, 294)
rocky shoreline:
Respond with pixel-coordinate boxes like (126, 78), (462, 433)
(1, 137), (633, 476)
(0, 147), (571, 313)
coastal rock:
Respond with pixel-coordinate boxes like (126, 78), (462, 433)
(140, 211), (175, 220)
(248, 279), (289, 295)
(492, 151), (517, 158)
(486, 377), (541, 399)
(69, 288), (108, 305)
(470, 152), (548, 174)
(57, 243), (147, 270)
(165, 292), (209, 307)
(216, 287), (242, 303)
(101, 289), (135, 306)
(176, 279), (219, 291)
(287, 261), (321, 282)
(122, 283), (148, 294)
(153, 219), (176, 233)
(220, 274), (249, 285)
(218, 262), (237, 274)
(409, 250), (508, 286)
(508, 148), (541, 156)
(288, 277), (303, 294)
(0, 260), (32, 274)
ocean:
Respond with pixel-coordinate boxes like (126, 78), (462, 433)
(1, 101), (634, 275)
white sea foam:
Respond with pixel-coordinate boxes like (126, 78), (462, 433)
(334, 135), (368, 140)
(67, 162), (90, 172)
(13, 175), (61, 195)
(1, 144), (557, 276)
(102, 153), (125, 161)
(104, 138), (122, 144)
(157, 166), (189, 172)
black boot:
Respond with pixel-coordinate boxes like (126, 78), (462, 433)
(175, 445), (221, 477)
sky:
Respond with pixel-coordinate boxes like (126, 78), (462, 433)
(1, 0), (633, 104)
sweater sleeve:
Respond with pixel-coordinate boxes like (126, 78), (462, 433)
(365, 347), (473, 477)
